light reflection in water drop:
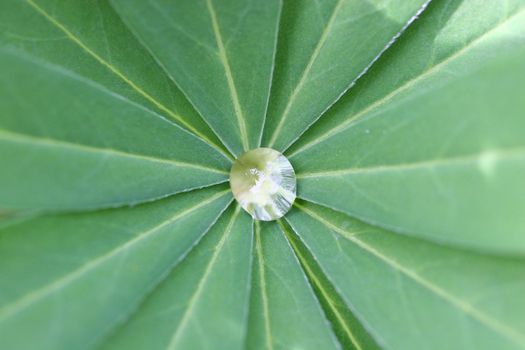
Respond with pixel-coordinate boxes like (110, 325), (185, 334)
(230, 148), (296, 221)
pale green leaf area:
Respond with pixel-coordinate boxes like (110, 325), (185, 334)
(288, 0), (525, 155)
(1, 0), (524, 350)
(261, 0), (430, 151)
(287, 201), (525, 350)
(292, 0), (525, 254)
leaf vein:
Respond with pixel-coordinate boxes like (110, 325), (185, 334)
(288, 7), (525, 158)
(279, 220), (362, 350)
(166, 205), (241, 350)
(0, 129), (229, 175)
(206, 0), (250, 153)
(255, 221), (274, 350)
(24, 0), (233, 161)
(267, 0), (344, 148)
(295, 203), (525, 346)
(297, 147), (525, 178)
(0, 191), (231, 323)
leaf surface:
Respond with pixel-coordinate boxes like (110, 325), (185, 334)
(245, 221), (340, 350)
(280, 220), (381, 350)
(110, 0), (281, 156)
(287, 201), (525, 350)
(102, 205), (253, 350)
(293, 2), (525, 253)
(262, 0), (430, 151)
(0, 186), (231, 350)
(0, 46), (231, 210)
(0, 0), (224, 151)
(0, 1), (524, 349)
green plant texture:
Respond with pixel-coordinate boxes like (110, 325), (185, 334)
(1, 0), (525, 349)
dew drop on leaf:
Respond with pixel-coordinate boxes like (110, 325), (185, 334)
(230, 148), (296, 221)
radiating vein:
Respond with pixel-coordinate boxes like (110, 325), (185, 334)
(166, 204), (241, 350)
(255, 221), (274, 350)
(296, 147), (525, 178)
(287, 7), (525, 158)
(267, 0), (344, 148)
(295, 202), (525, 347)
(0, 191), (231, 323)
(0, 128), (229, 175)
(206, 0), (250, 153)
(279, 220), (363, 350)
(258, 4), (282, 148)
(24, 0), (233, 161)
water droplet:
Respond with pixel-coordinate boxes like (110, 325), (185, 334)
(230, 148), (296, 221)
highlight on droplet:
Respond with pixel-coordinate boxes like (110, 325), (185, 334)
(230, 148), (296, 221)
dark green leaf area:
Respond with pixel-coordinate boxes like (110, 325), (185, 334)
(0, 0), (219, 144)
(281, 219), (381, 350)
(0, 48), (230, 210)
(101, 204), (254, 350)
(245, 221), (340, 350)
(0, 186), (231, 350)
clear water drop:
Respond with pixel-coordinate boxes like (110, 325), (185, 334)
(230, 148), (296, 221)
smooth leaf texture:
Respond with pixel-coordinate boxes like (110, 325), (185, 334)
(281, 219), (381, 350)
(292, 0), (525, 254)
(0, 186), (231, 349)
(101, 205), (253, 350)
(288, 0), (525, 154)
(286, 201), (525, 350)
(0, 0), (225, 152)
(261, 0), (430, 151)
(1, 0), (525, 349)
(0, 47), (231, 210)
(111, 0), (281, 155)
(245, 221), (340, 350)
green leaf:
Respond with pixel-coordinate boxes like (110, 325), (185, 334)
(1, 1), (525, 349)
(0, 186), (231, 350)
(287, 201), (525, 350)
(0, 46), (231, 210)
(261, 0), (430, 151)
(292, 1), (525, 254)
(101, 205), (253, 350)
(245, 221), (340, 350)
(280, 219), (381, 350)
(110, 0), (281, 156)
(0, 211), (39, 230)
(0, 0), (225, 152)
